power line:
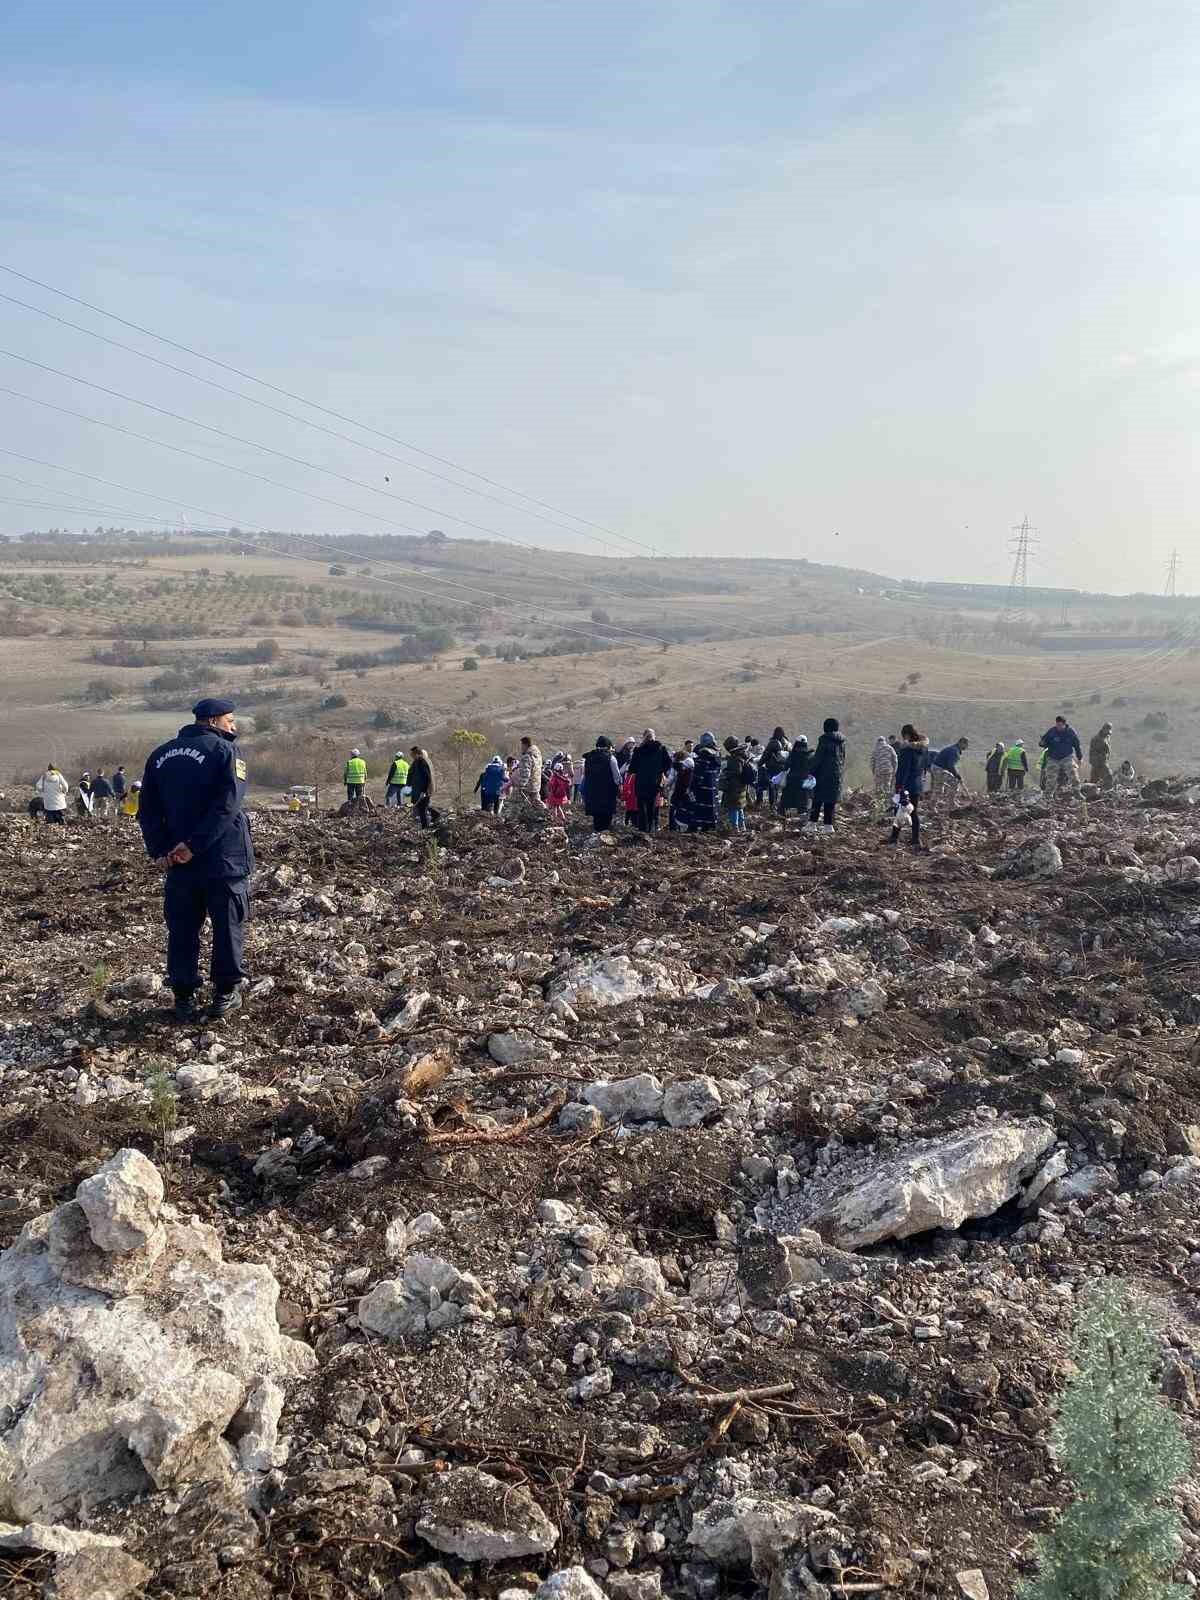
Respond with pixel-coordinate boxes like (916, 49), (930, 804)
(1000, 515), (1038, 630)
(1165, 548), (1181, 597)
(0, 428), (673, 651)
(0, 346), (713, 619)
(0, 470), (200, 528)
(0, 261), (666, 558)
(0, 492), (183, 524)
(0, 441), (675, 651)
(0, 398), (778, 645)
(0, 285), (667, 560)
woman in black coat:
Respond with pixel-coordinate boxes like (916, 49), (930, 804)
(778, 737), (811, 818)
(407, 746), (440, 829)
(806, 718), (846, 830)
(688, 733), (722, 832)
(894, 732), (931, 852)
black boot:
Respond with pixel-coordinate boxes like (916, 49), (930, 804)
(210, 985), (243, 1020)
(171, 988), (200, 1023)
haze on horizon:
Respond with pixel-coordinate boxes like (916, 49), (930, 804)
(1, 0), (1195, 596)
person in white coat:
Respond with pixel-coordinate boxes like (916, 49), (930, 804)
(34, 764), (69, 825)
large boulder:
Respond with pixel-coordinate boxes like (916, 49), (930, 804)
(778, 1121), (1056, 1249)
(75, 1149), (163, 1254)
(546, 955), (696, 1013)
(583, 1075), (664, 1122)
(663, 1076), (722, 1128)
(0, 1150), (315, 1521)
(688, 1496), (834, 1578)
(417, 1467), (558, 1561)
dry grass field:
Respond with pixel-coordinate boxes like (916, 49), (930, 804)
(1, 532), (1196, 799)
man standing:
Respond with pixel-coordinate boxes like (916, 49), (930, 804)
(930, 737), (970, 813)
(111, 766), (128, 806)
(385, 750), (409, 807)
(1039, 716), (1083, 796)
(344, 749), (367, 802)
(138, 696), (252, 1023)
(1089, 722), (1115, 789)
(91, 768), (115, 821)
(515, 736), (546, 813)
(627, 727), (672, 832)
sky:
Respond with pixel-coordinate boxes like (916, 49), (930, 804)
(1, 0), (1197, 593)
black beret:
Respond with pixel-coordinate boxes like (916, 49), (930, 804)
(192, 697), (236, 719)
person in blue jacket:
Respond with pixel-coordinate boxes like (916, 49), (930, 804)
(929, 736), (970, 813)
(138, 696), (253, 1022)
(474, 755), (507, 815)
(1039, 715), (1083, 796)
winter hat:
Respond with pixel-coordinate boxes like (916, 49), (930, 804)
(193, 696), (236, 719)
(697, 732), (717, 750)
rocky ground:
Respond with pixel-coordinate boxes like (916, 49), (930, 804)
(3, 781), (1200, 1600)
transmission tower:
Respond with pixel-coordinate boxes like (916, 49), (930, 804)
(1001, 515), (1038, 629)
(1165, 549), (1181, 597)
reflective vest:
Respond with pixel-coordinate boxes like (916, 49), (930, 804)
(344, 758), (367, 785)
(387, 759), (410, 786)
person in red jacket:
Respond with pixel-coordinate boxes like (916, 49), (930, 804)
(621, 770), (638, 827)
(546, 764), (572, 826)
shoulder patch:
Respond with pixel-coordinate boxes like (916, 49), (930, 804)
(235, 759), (247, 780)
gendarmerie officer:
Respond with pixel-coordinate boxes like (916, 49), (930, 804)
(138, 696), (253, 1022)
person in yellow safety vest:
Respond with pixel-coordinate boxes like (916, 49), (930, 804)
(344, 749), (367, 801)
(385, 751), (410, 808)
(120, 780), (142, 818)
(1002, 741), (1029, 792)
(286, 793), (302, 814)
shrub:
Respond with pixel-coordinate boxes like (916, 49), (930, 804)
(1022, 1280), (1189, 1600)
(83, 678), (117, 703)
(321, 693), (348, 710)
(462, 656), (480, 672)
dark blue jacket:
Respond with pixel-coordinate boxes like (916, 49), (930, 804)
(1040, 724), (1082, 762)
(933, 743), (963, 779)
(895, 739), (931, 796)
(139, 723), (253, 880)
(477, 760), (506, 798)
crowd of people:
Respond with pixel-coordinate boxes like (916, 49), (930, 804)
(325, 713), (1129, 847)
(31, 714), (1131, 849)
(16, 694), (1141, 1023)
(30, 763), (141, 824)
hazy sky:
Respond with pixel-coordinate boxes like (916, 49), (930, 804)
(1, 0), (1195, 592)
